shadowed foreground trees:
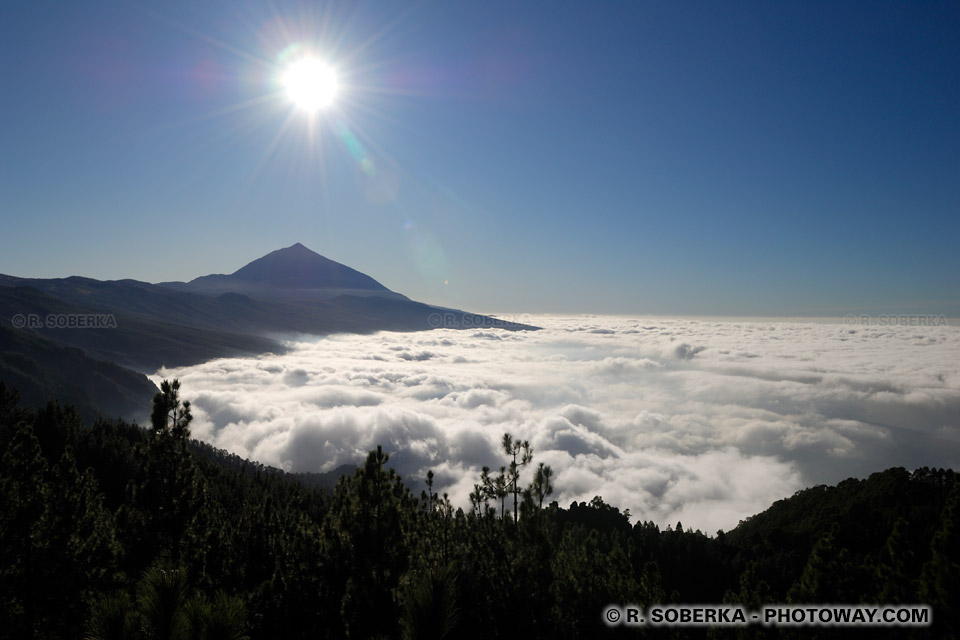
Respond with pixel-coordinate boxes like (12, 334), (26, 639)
(0, 381), (958, 639)
(85, 567), (248, 640)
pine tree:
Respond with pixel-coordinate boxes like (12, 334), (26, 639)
(0, 421), (51, 638)
(494, 467), (507, 520)
(85, 592), (136, 640)
(151, 379), (192, 442)
(44, 446), (122, 631)
(321, 446), (412, 638)
(502, 433), (532, 524)
(873, 517), (916, 604)
(787, 526), (855, 602)
(135, 379), (201, 564)
(531, 462), (554, 510)
(920, 484), (960, 634)
(400, 562), (461, 640)
(138, 567), (190, 640)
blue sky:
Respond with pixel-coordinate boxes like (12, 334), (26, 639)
(1, 1), (957, 315)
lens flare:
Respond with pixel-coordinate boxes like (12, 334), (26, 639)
(334, 120), (375, 175)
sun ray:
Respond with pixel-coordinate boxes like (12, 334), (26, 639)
(335, 2), (424, 69)
(335, 96), (417, 134)
(139, 93), (283, 142)
(138, 6), (276, 72)
(241, 108), (300, 194)
(266, 0), (298, 50)
(132, 2), (446, 209)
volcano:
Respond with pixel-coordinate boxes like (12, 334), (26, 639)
(159, 243), (406, 302)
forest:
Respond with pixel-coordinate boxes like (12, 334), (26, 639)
(0, 379), (957, 639)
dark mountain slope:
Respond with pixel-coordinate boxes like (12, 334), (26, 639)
(0, 286), (281, 371)
(726, 466), (958, 601)
(728, 467), (956, 545)
(0, 244), (537, 411)
(0, 245), (537, 346)
(0, 324), (157, 422)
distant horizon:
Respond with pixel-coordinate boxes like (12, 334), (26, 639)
(2, 240), (956, 318)
(2, 1), (958, 317)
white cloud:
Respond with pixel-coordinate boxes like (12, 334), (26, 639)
(153, 316), (960, 533)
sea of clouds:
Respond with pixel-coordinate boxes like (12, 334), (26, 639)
(153, 316), (960, 533)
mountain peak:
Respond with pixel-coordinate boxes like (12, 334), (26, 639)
(244, 242), (325, 267)
(229, 244), (384, 288)
(262, 242), (318, 260)
(159, 243), (397, 302)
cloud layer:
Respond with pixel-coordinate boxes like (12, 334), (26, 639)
(153, 316), (960, 533)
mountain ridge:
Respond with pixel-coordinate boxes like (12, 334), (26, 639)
(158, 243), (409, 302)
(0, 280), (536, 374)
(0, 245), (539, 414)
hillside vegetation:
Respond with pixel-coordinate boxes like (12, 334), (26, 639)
(0, 381), (957, 639)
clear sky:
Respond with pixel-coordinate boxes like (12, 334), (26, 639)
(1, 1), (957, 315)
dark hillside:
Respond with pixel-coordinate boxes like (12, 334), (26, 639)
(1, 386), (956, 639)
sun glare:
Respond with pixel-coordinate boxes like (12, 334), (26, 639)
(283, 57), (338, 112)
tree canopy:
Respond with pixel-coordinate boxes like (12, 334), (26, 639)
(0, 380), (956, 639)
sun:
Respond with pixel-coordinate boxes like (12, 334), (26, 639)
(282, 57), (338, 113)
